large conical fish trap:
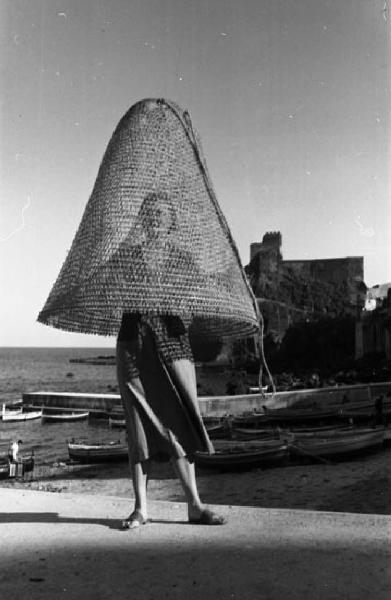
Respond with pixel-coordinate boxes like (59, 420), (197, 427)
(38, 98), (260, 341)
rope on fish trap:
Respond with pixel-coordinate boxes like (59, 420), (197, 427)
(257, 312), (276, 399)
(37, 98), (260, 346)
(164, 101), (276, 399)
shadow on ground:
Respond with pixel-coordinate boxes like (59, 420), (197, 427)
(1, 524), (390, 600)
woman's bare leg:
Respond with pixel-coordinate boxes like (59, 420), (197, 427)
(171, 456), (204, 518)
(131, 461), (149, 517)
(172, 456), (226, 524)
(122, 460), (150, 528)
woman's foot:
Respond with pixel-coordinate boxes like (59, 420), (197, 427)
(188, 505), (226, 525)
(121, 509), (148, 530)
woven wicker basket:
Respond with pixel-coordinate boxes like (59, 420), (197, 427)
(38, 98), (260, 341)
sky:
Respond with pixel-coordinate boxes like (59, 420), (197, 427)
(0, 0), (390, 347)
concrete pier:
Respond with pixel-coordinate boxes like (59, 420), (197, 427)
(22, 381), (391, 417)
(0, 488), (390, 600)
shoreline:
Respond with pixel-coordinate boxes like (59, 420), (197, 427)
(2, 444), (390, 515)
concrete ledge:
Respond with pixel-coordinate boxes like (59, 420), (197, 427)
(0, 488), (390, 599)
(22, 381), (391, 416)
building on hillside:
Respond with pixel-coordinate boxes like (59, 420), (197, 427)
(246, 232), (366, 343)
(250, 232), (365, 307)
(207, 232), (368, 369)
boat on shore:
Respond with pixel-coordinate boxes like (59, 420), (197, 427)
(283, 424), (354, 438)
(67, 439), (128, 463)
(194, 439), (288, 471)
(2, 406), (42, 422)
(340, 405), (391, 421)
(41, 411), (89, 423)
(288, 428), (385, 459)
(230, 426), (280, 441)
(263, 406), (339, 423)
(231, 405), (340, 427)
(1, 406), (23, 420)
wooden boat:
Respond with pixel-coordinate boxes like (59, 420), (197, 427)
(284, 424), (354, 438)
(341, 405), (391, 421)
(231, 426), (280, 441)
(231, 412), (269, 427)
(194, 439), (288, 471)
(231, 405), (338, 427)
(288, 428), (385, 459)
(261, 406), (339, 423)
(1, 403), (23, 419)
(41, 411), (89, 423)
(67, 439), (128, 463)
(2, 406), (43, 422)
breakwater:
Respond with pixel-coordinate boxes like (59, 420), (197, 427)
(22, 381), (391, 417)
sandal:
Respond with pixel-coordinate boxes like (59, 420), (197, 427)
(188, 509), (226, 525)
(121, 509), (148, 530)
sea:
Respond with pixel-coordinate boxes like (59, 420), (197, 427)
(0, 347), (124, 466)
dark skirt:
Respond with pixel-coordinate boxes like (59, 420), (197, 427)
(116, 321), (214, 464)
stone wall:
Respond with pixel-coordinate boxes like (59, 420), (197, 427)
(239, 232), (367, 369)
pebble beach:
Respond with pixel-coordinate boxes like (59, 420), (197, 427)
(2, 442), (391, 516)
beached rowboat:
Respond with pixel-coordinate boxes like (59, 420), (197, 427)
(1, 404), (23, 419)
(41, 411), (89, 423)
(263, 406), (339, 423)
(289, 428), (384, 458)
(231, 426), (281, 441)
(194, 439), (288, 471)
(231, 405), (339, 427)
(67, 440), (128, 463)
(2, 406), (43, 422)
(341, 405), (391, 421)
(283, 424), (354, 438)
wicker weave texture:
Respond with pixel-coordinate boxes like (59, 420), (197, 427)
(38, 98), (259, 340)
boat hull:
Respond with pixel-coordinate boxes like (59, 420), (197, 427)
(289, 430), (385, 459)
(68, 442), (128, 463)
(42, 412), (89, 423)
(2, 411), (42, 422)
(195, 440), (288, 471)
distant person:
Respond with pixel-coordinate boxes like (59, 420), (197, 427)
(8, 440), (21, 462)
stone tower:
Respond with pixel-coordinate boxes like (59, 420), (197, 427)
(250, 231), (282, 262)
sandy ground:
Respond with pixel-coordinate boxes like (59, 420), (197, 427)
(1, 444), (390, 516)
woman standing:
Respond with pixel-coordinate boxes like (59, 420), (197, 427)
(38, 98), (260, 528)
